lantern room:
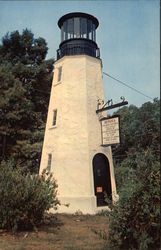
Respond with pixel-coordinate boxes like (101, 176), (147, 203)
(57, 12), (100, 59)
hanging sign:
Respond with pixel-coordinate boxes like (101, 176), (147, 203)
(101, 116), (120, 146)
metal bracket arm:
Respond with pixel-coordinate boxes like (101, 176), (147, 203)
(96, 101), (128, 113)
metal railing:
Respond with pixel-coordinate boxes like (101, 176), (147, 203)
(57, 43), (100, 59)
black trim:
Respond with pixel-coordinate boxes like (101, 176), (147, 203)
(57, 38), (100, 59)
(59, 37), (98, 47)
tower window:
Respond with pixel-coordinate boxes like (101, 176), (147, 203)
(47, 153), (52, 172)
(87, 19), (92, 39)
(67, 18), (74, 39)
(57, 66), (62, 82)
(80, 18), (87, 38)
(53, 109), (57, 126)
(74, 17), (80, 38)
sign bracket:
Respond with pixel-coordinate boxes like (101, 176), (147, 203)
(96, 97), (128, 114)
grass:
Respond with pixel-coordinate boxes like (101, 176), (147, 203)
(0, 213), (109, 250)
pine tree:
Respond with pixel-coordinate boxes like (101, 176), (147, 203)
(0, 29), (54, 173)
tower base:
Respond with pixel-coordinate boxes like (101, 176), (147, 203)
(51, 195), (111, 214)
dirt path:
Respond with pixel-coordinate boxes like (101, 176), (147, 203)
(0, 214), (109, 250)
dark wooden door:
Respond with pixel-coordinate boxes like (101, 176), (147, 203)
(93, 153), (112, 206)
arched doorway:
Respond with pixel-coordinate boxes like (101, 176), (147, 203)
(93, 153), (112, 206)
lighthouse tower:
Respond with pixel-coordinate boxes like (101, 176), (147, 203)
(39, 12), (117, 214)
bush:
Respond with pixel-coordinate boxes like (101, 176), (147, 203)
(108, 149), (160, 250)
(0, 160), (59, 232)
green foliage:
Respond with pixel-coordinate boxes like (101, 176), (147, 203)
(113, 99), (160, 164)
(107, 100), (160, 249)
(0, 29), (54, 172)
(0, 160), (59, 232)
(114, 99), (160, 193)
(108, 150), (160, 249)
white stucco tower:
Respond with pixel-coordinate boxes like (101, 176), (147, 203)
(39, 12), (117, 214)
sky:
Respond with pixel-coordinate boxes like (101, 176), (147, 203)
(0, 0), (160, 109)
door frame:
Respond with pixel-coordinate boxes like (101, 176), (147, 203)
(92, 153), (112, 206)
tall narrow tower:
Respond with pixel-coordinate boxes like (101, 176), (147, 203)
(40, 12), (117, 214)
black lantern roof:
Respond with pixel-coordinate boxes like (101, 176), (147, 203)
(58, 12), (99, 29)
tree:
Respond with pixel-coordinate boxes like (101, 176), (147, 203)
(107, 99), (160, 249)
(112, 99), (160, 165)
(0, 29), (54, 172)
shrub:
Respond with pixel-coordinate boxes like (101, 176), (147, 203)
(0, 160), (59, 232)
(108, 149), (160, 250)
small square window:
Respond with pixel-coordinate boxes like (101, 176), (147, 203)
(47, 153), (52, 172)
(57, 66), (62, 82)
(53, 109), (57, 126)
